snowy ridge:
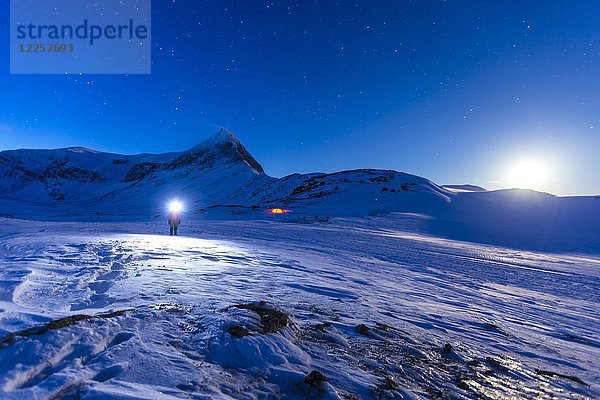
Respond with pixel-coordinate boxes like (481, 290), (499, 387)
(442, 184), (487, 193)
(0, 129), (455, 221)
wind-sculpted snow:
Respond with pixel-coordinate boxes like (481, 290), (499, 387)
(0, 218), (597, 399)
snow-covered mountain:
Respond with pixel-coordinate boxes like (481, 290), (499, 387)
(0, 129), (275, 219)
(0, 128), (453, 219)
(0, 128), (598, 252)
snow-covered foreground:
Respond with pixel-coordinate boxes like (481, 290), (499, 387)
(0, 217), (598, 399)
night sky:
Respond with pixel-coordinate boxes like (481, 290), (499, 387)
(1, 1), (599, 195)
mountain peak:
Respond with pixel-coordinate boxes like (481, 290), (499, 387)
(211, 127), (238, 143)
(189, 128), (239, 150)
(188, 128), (265, 174)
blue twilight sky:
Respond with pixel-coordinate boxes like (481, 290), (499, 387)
(0, 1), (599, 195)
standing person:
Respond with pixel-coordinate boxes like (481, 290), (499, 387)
(168, 210), (181, 236)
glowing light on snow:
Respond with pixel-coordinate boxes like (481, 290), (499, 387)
(507, 159), (550, 190)
(268, 208), (290, 214)
(168, 200), (184, 213)
(136, 234), (241, 255)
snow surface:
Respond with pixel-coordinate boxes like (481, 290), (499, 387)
(0, 217), (598, 399)
(441, 185), (487, 193)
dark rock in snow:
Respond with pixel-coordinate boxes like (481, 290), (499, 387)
(535, 369), (589, 386)
(374, 374), (400, 397)
(485, 357), (509, 372)
(122, 162), (161, 182)
(0, 309), (129, 348)
(228, 324), (251, 338)
(314, 322), (332, 332)
(466, 359), (481, 367)
(356, 324), (370, 336)
(304, 370), (327, 389)
(232, 301), (289, 334)
(442, 343), (453, 354)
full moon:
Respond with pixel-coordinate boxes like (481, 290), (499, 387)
(507, 159), (550, 190)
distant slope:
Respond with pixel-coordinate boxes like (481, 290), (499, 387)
(439, 190), (600, 253)
(255, 169), (453, 217)
(442, 184), (487, 193)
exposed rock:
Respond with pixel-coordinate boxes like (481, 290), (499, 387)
(40, 159), (104, 183)
(0, 310), (128, 348)
(466, 359), (480, 367)
(356, 324), (370, 336)
(535, 369), (588, 386)
(123, 162), (161, 182)
(304, 370), (327, 389)
(314, 322), (332, 332)
(442, 343), (453, 354)
(231, 301), (289, 334)
(228, 324), (251, 338)
(485, 357), (509, 372)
